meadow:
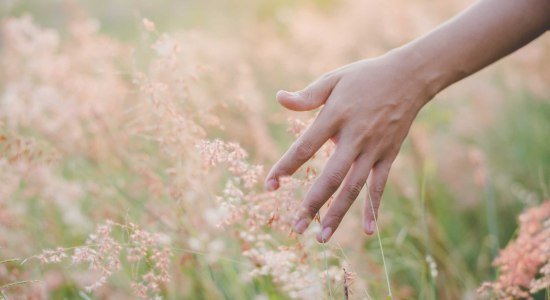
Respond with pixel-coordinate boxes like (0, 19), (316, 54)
(0, 0), (549, 299)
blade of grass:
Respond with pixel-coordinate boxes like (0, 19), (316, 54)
(0, 259), (21, 265)
(484, 175), (500, 262)
(0, 280), (41, 291)
(366, 183), (392, 299)
(318, 211), (334, 299)
(419, 169), (436, 299)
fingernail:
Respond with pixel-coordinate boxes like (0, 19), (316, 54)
(365, 220), (375, 235)
(321, 227), (333, 242)
(278, 90), (298, 98)
(293, 219), (308, 234)
(265, 178), (278, 191)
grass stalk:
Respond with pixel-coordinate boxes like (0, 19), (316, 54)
(366, 183), (393, 299)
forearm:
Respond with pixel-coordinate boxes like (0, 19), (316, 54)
(395, 0), (550, 100)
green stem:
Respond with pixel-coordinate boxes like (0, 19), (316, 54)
(484, 175), (500, 261)
(0, 280), (41, 291)
(419, 168), (436, 299)
(366, 184), (393, 299)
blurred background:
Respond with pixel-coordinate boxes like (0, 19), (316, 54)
(1, 0), (549, 299)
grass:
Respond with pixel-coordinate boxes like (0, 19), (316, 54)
(1, 0), (548, 299)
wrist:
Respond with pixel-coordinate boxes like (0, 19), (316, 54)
(387, 45), (454, 103)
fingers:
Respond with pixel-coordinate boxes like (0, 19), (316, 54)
(293, 146), (357, 235)
(363, 160), (392, 235)
(317, 153), (375, 243)
(265, 74), (340, 190)
(276, 74), (339, 111)
(265, 111), (337, 191)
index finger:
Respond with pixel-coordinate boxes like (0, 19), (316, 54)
(265, 111), (337, 191)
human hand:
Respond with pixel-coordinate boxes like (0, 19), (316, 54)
(265, 51), (434, 243)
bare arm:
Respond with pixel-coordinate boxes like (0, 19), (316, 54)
(265, 0), (550, 243)
(402, 0), (550, 99)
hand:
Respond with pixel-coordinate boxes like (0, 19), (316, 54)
(265, 51), (433, 243)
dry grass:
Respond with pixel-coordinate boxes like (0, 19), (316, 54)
(0, 0), (549, 299)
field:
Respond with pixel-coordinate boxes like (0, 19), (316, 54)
(0, 0), (549, 299)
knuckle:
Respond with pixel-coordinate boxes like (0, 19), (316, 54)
(269, 162), (287, 177)
(299, 88), (313, 102)
(372, 183), (385, 199)
(324, 212), (343, 227)
(371, 198), (381, 211)
(325, 172), (344, 190)
(294, 139), (314, 161)
(344, 183), (363, 200)
(302, 202), (320, 218)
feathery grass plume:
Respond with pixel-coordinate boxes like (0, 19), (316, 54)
(1, 0), (549, 298)
(478, 200), (550, 299)
(38, 221), (171, 299)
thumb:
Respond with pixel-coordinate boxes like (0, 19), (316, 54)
(276, 75), (338, 111)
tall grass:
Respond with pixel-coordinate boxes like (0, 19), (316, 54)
(0, 0), (549, 298)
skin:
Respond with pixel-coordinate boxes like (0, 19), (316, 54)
(265, 0), (550, 243)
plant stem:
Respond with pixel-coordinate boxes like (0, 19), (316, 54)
(366, 183), (393, 299)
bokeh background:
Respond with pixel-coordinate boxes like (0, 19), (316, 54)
(1, 0), (549, 299)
